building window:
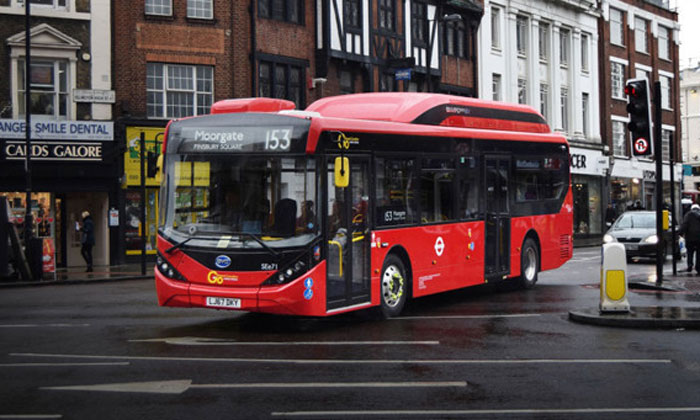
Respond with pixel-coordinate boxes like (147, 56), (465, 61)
(662, 129), (671, 162)
(540, 83), (549, 121)
(635, 68), (649, 82)
(559, 28), (570, 67)
(146, 63), (213, 119)
(379, 0), (395, 31)
(411, 1), (428, 46)
(259, 0), (303, 24)
(492, 73), (501, 101)
(582, 93), (589, 137)
(635, 17), (648, 54)
(581, 33), (589, 73)
(258, 61), (304, 108)
(658, 26), (670, 60)
(145, 0), (172, 16)
(516, 15), (528, 56)
(518, 78), (527, 104)
(560, 87), (569, 132)
(611, 61), (625, 99)
(187, 0), (213, 19)
(610, 8), (624, 46)
(539, 22), (549, 62)
(17, 59), (69, 119)
(613, 120), (626, 156)
(491, 6), (501, 50)
(339, 70), (354, 94)
(444, 21), (467, 58)
(380, 72), (396, 92)
(661, 75), (672, 110)
(28, 0), (67, 8)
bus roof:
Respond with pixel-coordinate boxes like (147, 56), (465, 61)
(305, 92), (551, 134)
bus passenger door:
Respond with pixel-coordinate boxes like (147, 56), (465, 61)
(326, 156), (371, 311)
(484, 156), (510, 278)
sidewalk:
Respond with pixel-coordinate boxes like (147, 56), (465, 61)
(569, 270), (700, 329)
(0, 263), (153, 288)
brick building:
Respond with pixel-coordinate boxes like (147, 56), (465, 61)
(599, 0), (682, 229)
(0, 0), (115, 270)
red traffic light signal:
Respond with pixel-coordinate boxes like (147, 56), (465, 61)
(625, 79), (652, 156)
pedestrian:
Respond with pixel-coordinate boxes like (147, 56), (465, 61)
(680, 204), (700, 274)
(79, 210), (95, 272)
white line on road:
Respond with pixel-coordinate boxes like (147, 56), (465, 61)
(128, 337), (440, 346)
(271, 407), (700, 417)
(11, 353), (672, 365)
(0, 362), (129, 367)
(41, 379), (466, 394)
(0, 324), (89, 328)
(394, 314), (541, 320)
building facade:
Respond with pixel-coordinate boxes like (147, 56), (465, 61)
(598, 0), (681, 227)
(477, 0), (605, 242)
(0, 0), (115, 269)
(680, 65), (700, 195)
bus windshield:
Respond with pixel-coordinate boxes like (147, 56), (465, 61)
(160, 154), (318, 249)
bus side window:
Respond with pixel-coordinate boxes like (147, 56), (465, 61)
(459, 156), (480, 220)
(420, 158), (455, 223)
(375, 157), (418, 227)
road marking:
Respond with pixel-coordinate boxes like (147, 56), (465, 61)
(42, 380), (466, 395)
(0, 324), (89, 328)
(11, 353), (672, 365)
(271, 407), (700, 417)
(0, 416), (62, 419)
(0, 362), (129, 367)
(129, 337), (440, 346)
(395, 314), (541, 320)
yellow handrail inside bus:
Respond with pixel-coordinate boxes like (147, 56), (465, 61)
(328, 240), (343, 276)
(352, 233), (364, 242)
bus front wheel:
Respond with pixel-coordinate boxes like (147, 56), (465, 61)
(380, 254), (408, 318)
(518, 238), (539, 289)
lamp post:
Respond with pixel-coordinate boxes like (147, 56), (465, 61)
(24, 0), (34, 279)
(424, 13), (462, 92)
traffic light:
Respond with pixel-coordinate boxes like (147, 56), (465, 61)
(146, 151), (158, 178)
(625, 78), (653, 156)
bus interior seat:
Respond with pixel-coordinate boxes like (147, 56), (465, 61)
(274, 199), (297, 237)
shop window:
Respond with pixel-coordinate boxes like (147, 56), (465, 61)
(375, 157), (418, 227)
(125, 190), (159, 255)
(420, 158), (455, 223)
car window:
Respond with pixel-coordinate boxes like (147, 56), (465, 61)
(616, 213), (654, 229)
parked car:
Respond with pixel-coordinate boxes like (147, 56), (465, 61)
(603, 211), (684, 262)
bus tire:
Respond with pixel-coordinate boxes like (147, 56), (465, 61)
(379, 254), (408, 318)
(518, 238), (539, 289)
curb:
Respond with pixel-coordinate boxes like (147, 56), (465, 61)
(569, 306), (700, 329)
(0, 275), (152, 289)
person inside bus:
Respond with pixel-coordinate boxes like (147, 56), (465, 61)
(297, 200), (315, 233)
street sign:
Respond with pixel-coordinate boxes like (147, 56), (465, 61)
(395, 68), (411, 81)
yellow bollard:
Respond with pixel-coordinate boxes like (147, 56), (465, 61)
(600, 243), (630, 313)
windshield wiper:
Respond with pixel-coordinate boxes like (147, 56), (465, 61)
(231, 232), (280, 258)
(165, 237), (194, 254)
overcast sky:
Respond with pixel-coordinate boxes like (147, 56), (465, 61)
(672, 0), (700, 68)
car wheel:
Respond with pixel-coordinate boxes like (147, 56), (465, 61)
(518, 238), (539, 289)
(380, 254), (408, 318)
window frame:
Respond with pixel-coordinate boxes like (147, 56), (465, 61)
(258, 0), (304, 25)
(538, 22), (550, 63)
(580, 33), (589, 73)
(258, 59), (305, 109)
(516, 15), (528, 57)
(610, 8), (624, 46)
(658, 26), (670, 61)
(559, 28), (570, 68)
(146, 62), (214, 119)
(634, 17), (648, 54)
(582, 92), (589, 137)
(560, 87), (569, 133)
(145, 0), (173, 16)
(539, 83), (549, 120)
(411, 1), (428, 47)
(490, 6), (501, 51)
(492, 73), (501, 101)
(17, 58), (70, 120)
(660, 75), (672, 110)
(612, 119), (627, 157)
(611, 61), (626, 100)
(187, 0), (213, 20)
(378, 0), (396, 32)
(518, 78), (527, 105)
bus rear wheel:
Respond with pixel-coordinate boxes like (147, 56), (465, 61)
(380, 254), (408, 318)
(518, 238), (539, 289)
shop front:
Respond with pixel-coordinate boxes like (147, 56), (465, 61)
(120, 124), (165, 263)
(0, 119), (118, 272)
(570, 147), (608, 245)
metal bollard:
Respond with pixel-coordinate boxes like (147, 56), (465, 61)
(600, 243), (630, 313)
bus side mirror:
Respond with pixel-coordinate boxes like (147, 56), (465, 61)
(334, 157), (349, 188)
(662, 209), (669, 231)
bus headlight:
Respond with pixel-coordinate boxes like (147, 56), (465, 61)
(642, 235), (658, 244)
(263, 256), (310, 286)
(156, 252), (186, 282)
(603, 234), (616, 244)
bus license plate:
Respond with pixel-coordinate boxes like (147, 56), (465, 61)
(206, 297), (241, 308)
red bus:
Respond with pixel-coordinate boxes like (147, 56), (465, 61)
(155, 93), (573, 317)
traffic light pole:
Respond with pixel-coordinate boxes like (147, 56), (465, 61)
(653, 81), (663, 286)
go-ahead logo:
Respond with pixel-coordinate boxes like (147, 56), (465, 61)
(215, 255), (231, 269)
(207, 270), (238, 285)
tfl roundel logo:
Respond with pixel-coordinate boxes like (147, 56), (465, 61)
(215, 255), (231, 269)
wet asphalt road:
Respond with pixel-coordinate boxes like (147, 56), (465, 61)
(1, 247), (699, 419)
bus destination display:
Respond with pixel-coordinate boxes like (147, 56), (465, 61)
(179, 127), (299, 153)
